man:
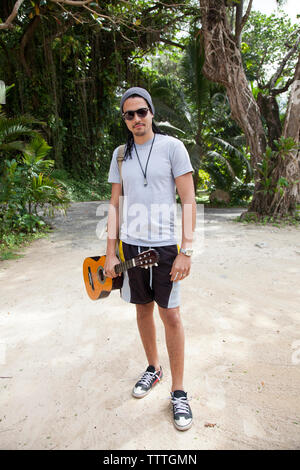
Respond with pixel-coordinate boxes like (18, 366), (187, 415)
(105, 87), (196, 431)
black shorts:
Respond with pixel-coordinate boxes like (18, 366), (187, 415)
(119, 241), (180, 309)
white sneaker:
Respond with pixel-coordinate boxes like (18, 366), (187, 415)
(132, 365), (163, 398)
(170, 390), (193, 431)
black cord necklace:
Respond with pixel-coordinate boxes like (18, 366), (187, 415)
(133, 134), (156, 187)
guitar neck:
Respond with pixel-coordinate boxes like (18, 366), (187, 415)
(114, 257), (135, 274)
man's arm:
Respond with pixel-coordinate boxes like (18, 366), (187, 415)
(104, 183), (122, 277)
(176, 172), (196, 249)
(170, 172), (196, 282)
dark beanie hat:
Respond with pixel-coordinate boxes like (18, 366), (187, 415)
(120, 87), (155, 115)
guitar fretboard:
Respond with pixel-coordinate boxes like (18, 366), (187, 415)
(114, 258), (134, 274)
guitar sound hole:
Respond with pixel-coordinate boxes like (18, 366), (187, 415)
(98, 269), (104, 282)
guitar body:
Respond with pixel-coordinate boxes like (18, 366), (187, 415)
(83, 248), (159, 301)
(83, 255), (123, 301)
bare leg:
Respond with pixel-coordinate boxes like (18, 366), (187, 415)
(158, 306), (185, 392)
(136, 301), (160, 371)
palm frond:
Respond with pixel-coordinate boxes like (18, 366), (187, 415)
(153, 99), (191, 131)
(23, 135), (52, 161)
(180, 34), (211, 111)
(0, 113), (45, 148)
(211, 137), (242, 155)
(230, 134), (246, 146)
(156, 121), (186, 135)
(207, 150), (236, 178)
(211, 136), (253, 177)
(0, 125), (37, 144)
(0, 112), (45, 129)
(0, 141), (27, 153)
(151, 85), (174, 101)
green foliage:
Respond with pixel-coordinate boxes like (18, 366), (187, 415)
(0, 229), (50, 261)
(0, 112), (44, 155)
(0, 0), (196, 180)
(181, 32), (211, 114)
(0, 113), (70, 236)
(256, 137), (299, 196)
(242, 10), (299, 85)
(1, 0), (297, 218)
(236, 211), (300, 227)
(229, 181), (255, 205)
(197, 169), (211, 190)
(51, 169), (111, 201)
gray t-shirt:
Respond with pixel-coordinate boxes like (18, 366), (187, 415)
(108, 134), (194, 246)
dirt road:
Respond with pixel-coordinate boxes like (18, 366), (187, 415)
(0, 202), (300, 449)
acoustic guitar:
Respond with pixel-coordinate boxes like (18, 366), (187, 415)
(83, 249), (159, 300)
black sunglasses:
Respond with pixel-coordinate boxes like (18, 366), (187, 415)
(122, 107), (150, 121)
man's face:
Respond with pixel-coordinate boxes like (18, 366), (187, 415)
(122, 96), (153, 139)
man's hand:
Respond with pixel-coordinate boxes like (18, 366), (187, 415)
(104, 254), (121, 278)
(170, 253), (191, 282)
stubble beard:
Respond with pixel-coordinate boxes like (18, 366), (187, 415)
(132, 125), (146, 136)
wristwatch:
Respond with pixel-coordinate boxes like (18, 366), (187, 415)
(179, 247), (193, 257)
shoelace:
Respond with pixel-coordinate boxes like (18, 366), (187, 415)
(137, 370), (159, 387)
(171, 396), (191, 415)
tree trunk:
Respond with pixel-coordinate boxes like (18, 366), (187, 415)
(283, 54), (300, 142)
(200, 0), (300, 217)
(43, 28), (64, 169)
(200, 0), (266, 170)
(235, 0), (243, 47)
(279, 54), (300, 205)
(249, 54), (300, 214)
(19, 15), (41, 78)
(257, 93), (282, 150)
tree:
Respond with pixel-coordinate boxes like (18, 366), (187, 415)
(0, 1), (196, 175)
(145, 39), (251, 198)
(242, 10), (299, 149)
(179, 33), (252, 195)
(199, 0), (300, 218)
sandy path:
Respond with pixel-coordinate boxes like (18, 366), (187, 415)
(0, 202), (299, 450)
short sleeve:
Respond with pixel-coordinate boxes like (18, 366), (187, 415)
(169, 140), (194, 179)
(108, 147), (121, 184)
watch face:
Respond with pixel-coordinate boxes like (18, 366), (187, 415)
(181, 248), (193, 256)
